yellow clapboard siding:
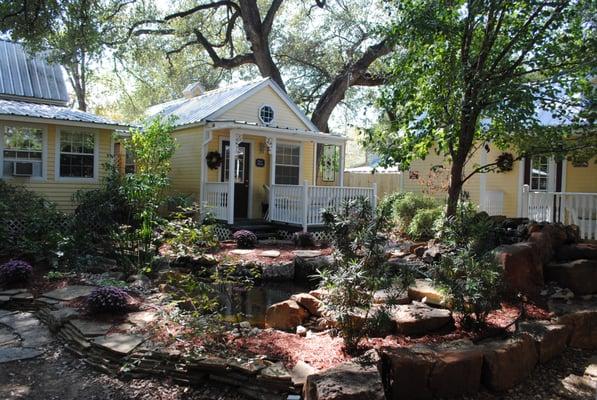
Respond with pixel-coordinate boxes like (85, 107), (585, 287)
(169, 126), (203, 200)
(219, 86), (310, 130)
(565, 157), (597, 193)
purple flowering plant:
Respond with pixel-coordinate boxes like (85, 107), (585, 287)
(87, 286), (130, 314)
(0, 260), (33, 285)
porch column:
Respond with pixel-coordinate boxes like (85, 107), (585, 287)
(227, 132), (238, 224)
(267, 137), (277, 222)
(339, 143), (345, 186)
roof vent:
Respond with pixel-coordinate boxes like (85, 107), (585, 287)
(183, 82), (205, 99)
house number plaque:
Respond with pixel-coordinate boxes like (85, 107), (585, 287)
(255, 158), (265, 167)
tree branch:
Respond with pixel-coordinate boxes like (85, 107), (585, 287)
(262, 0), (284, 37)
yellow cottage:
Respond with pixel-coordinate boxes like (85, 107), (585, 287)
(145, 78), (374, 231)
(0, 40), (126, 212)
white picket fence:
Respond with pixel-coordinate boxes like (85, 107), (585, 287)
(522, 185), (597, 240)
(203, 182), (229, 221)
(270, 181), (377, 230)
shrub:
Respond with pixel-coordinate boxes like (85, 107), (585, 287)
(233, 230), (258, 249)
(292, 231), (316, 248)
(162, 206), (220, 255)
(432, 248), (503, 330)
(407, 207), (443, 240)
(319, 197), (415, 352)
(393, 192), (439, 231)
(87, 286), (130, 314)
(0, 260), (33, 286)
(0, 181), (66, 263)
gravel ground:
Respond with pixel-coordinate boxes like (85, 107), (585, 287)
(466, 347), (596, 400)
(0, 337), (594, 400)
(0, 345), (249, 400)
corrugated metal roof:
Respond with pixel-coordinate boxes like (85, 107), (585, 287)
(145, 78), (270, 127)
(0, 40), (69, 105)
(0, 99), (127, 128)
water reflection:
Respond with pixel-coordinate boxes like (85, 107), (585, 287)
(217, 281), (314, 327)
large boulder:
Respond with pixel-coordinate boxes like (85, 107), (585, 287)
(291, 293), (325, 317)
(479, 334), (538, 391)
(265, 300), (310, 330)
(303, 360), (384, 400)
(528, 231), (554, 265)
(545, 259), (597, 295)
(494, 243), (544, 296)
(378, 346), (436, 400)
(552, 300), (597, 349)
(428, 340), (484, 398)
(556, 242), (597, 262)
(261, 261), (295, 281)
(407, 279), (449, 308)
(294, 255), (333, 282)
(519, 321), (571, 363)
(389, 302), (453, 336)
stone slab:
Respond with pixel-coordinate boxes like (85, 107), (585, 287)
(292, 250), (322, 258)
(408, 279), (449, 308)
(93, 333), (145, 355)
(127, 311), (158, 327)
(230, 249), (254, 255)
(390, 302), (453, 335)
(70, 319), (113, 337)
(0, 347), (43, 363)
(260, 250), (280, 258)
(42, 285), (96, 301)
(0, 312), (40, 331)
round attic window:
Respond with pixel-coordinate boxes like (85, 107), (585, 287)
(259, 105), (275, 124)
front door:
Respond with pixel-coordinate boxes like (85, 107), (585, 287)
(222, 141), (250, 219)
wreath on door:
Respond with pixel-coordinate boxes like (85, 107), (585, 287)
(206, 151), (223, 169)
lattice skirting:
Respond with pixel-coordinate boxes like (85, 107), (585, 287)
(213, 224), (232, 241)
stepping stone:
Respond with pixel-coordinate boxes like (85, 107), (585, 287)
(292, 250), (322, 258)
(19, 327), (52, 347)
(0, 312), (40, 332)
(290, 360), (318, 386)
(49, 308), (80, 325)
(261, 250), (280, 258)
(0, 310), (16, 318)
(389, 302), (453, 335)
(0, 347), (43, 363)
(0, 289), (27, 296)
(0, 296), (10, 303)
(42, 285), (95, 301)
(70, 319), (113, 337)
(0, 326), (19, 347)
(93, 333), (145, 355)
(230, 249), (254, 255)
(260, 362), (291, 382)
(127, 311), (158, 327)
(12, 292), (33, 300)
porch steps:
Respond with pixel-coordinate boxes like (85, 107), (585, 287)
(230, 220), (301, 240)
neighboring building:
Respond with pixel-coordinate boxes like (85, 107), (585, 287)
(0, 40), (127, 211)
(145, 78), (375, 230)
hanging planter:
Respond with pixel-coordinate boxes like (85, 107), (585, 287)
(206, 151), (223, 169)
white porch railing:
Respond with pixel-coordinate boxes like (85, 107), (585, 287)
(203, 182), (229, 221)
(522, 185), (597, 240)
(270, 181), (377, 230)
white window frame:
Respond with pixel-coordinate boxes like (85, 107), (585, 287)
(55, 128), (100, 183)
(0, 122), (48, 181)
(275, 140), (302, 185)
(530, 156), (556, 192)
(258, 104), (276, 125)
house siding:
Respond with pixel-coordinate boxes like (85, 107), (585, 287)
(219, 86), (311, 130)
(0, 120), (114, 212)
(169, 126), (203, 200)
(565, 157), (597, 193)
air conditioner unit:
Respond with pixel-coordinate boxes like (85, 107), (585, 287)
(13, 161), (34, 176)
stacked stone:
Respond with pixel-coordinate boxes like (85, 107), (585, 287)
(0, 289), (36, 311)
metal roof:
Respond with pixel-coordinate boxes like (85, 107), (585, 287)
(0, 40), (69, 105)
(0, 99), (128, 128)
(145, 78), (270, 127)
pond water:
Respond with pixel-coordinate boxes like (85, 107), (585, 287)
(217, 281), (315, 327)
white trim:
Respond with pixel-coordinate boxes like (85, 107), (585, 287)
(55, 127), (100, 183)
(206, 78), (320, 132)
(219, 133), (255, 219)
(0, 121), (48, 182)
(205, 121), (346, 144)
(274, 139), (302, 185)
(339, 143), (345, 186)
(561, 159), (567, 192)
(0, 114), (127, 131)
(517, 157), (525, 217)
(312, 142), (318, 184)
(258, 103), (276, 125)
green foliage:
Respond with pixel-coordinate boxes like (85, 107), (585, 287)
(318, 197), (414, 352)
(432, 248), (504, 330)
(367, 0), (595, 215)
(407, 207), (443, 241)
(162, 206), (220, 256)
(392, 192), (439, 232)
(0, 181), (66, 264)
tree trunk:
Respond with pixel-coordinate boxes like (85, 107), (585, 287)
(446, 157), (464, 217)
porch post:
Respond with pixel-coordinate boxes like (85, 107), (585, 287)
(227, 132), (238, 225)
(372, 183), (377, 211)
(268, 137), (277, 222)
(302, 179), (309, 232)
(339, 143), (345, 186)
(521, 184), (530, 219)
